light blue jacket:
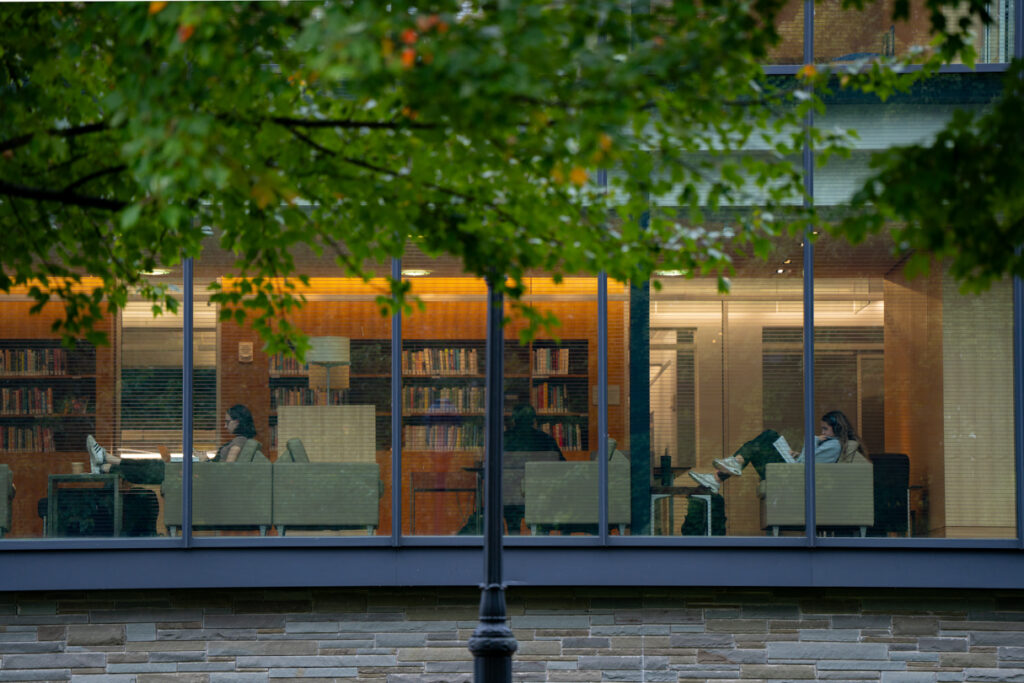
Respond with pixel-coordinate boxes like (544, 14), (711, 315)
(795, 437), (842, 464)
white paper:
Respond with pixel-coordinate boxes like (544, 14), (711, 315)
(773, 435), (796, 463)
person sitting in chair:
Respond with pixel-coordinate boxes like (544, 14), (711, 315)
(688, 410), (868, 494)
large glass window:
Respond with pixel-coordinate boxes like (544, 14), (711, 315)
(0, 271), (183, 539)
(813, 73), (1016, 538)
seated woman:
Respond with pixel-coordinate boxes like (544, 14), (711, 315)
(688, 410), (868, 494)
(87, 404), (258, 478)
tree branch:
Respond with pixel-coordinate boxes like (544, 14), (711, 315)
(0, 179), (127, 211)
(0, 122), (110, 154)
(269, 116), (438, 130)
(62, 164), (128, 193)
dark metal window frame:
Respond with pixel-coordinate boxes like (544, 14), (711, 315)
(1, 5), (1023, 590)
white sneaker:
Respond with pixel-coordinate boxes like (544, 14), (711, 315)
(713, 456), (743, 476)
(86, 435), (108, 474)
(688, 471), (720, 494)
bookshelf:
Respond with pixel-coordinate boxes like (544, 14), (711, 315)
(0, 341), (96, 454)
(264, 338), (590, 455)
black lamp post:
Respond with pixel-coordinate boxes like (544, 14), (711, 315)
(467, 280), (517, 682)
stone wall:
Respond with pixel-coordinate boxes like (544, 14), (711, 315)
(0, 587), (1023, 681)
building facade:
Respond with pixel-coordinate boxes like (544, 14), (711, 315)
(0, 1), (1022, 680)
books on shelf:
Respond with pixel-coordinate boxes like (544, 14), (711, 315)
(0, 348), (69, 376)
(402, 386), (484, 414)
(0, 424), (55, 452)
(269, 352), (309, 375)
(538, 420), (584, 450)
(533, 347), (570, 375)
(402, 347), (479, 376)
(271, 387), (345, 408)
(402, 423), (483, 451)
(532, 382), (571, 413)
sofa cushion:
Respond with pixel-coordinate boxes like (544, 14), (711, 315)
(285, 438), (310, 463)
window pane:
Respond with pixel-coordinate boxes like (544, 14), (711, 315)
(185, 243), (392, 538)
(508, 278), (600, 536)
(813, 73), (1015, 538)
(402, 253), (486, 536)
(625, 239), (808, 537)
(815, 0), (1015, 64)
(0, 271), (180, 539)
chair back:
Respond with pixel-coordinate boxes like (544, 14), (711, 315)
(503, 451), (561, 506)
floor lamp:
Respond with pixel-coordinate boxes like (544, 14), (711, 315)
(307, 336), (350, 405)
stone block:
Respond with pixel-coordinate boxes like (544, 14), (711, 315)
(965, 669), (1024, 683)
(671, 633), (736, 648)
(891, 653), (940, 663)
(767, 642), (889, 661)
(518, 640), (561, 655)
(35, 626), (65, 641)
(741, 664), (816, 678)
(971, 632), (1024, 647)
(108, 663), (178, 674)
(509, 615), (591, 629)
(880, 674), (939, 683)
(832, 616), (892, 630)
(2, 652), (105, 668)
(563, 637), (610, 649)
(67, 624), (125, 646)
(205, 614), (286, 629)
(701, 649), (768, 665)
(817, 661), (907, 671)
(799, 629), (861, 642)
(284, 621), (339, 633)
(396, 647), (473, 662)
(209, 675), (275, 683)
(207, 640), (317, 656)
(919, 638), (969, 652)
(375, 632), (428, 647)
(940, 653), (997, 668)
(149, 651), (207, 663)
(1001, 647), (1024, 661)
(126, 622), (157, 641)
(0, 642), (61, 654)
(576, 655), (643, 670)
(894, 618), (940, 636)
(0, 672), (71, 682)
(267, 668), (359, 678)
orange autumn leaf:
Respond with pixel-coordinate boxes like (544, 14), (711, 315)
(400, 48), (416, 69)
(798, 63), (817, 79)
(148, 1), (167, 15)
(177, 24), (195, 43)
(569, 166), (589, 186)
(599, 133), (613, 151)
(401, 28), (418, 45)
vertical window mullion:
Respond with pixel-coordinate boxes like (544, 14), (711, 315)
(392, 257), (403, 546)
(803, 0), (816, 545)
(598, 272), (609, 543)
(182, 256), (194, 546)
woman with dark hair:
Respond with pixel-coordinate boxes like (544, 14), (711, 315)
(211, 404), (257, 462)
(688, 410), (868, 494)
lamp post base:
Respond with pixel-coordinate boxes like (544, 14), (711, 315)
(468, 582), (517, 683)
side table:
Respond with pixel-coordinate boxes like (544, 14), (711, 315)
(47, 473), (123, 537)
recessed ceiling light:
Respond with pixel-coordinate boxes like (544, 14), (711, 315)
(776, 269), (785, 274)
(401, 269), (432, 277)
(654, 269), (687, 277)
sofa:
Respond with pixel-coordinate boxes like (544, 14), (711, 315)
(763, 462), (874, 536)
(161, 437), (381, 536)
(524, 457), (631, 535)
(272, 437), (381, 535)
(162, 438), (272, 536)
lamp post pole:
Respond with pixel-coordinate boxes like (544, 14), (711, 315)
(468, 279), (517, 682)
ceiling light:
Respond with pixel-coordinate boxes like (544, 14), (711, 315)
(776, 269), (785, 274)
(401, 269), (432, 277)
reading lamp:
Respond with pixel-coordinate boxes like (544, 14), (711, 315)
(307, 336), (350, 404)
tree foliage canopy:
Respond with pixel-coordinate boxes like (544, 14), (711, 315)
(0, 0), (1012, 354)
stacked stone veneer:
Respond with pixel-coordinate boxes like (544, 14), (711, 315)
(1, 588), (1023, 682)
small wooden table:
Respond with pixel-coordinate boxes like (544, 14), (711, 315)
(46, 473), (123, 537)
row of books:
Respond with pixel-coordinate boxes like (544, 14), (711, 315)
(0, 348), (70, 376)
(270, 387), (346, 408)
(0, 425), (56, 452)
(402, 348), (480, 376)
(402, 424), (483, 451)
(538, 421), (585, 450)
(268, 352), (310, 375)
(403, 387), (484, 414)
(533, 348), (571, 375)
(531, 383), (576, 413)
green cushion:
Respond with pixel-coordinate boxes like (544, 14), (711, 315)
(237, 438), (265, 463)
(285, 438), (309, 463)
